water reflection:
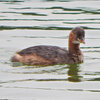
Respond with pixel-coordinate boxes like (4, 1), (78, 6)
(67, 64), (82, 82)
(11, 62), (82, 83)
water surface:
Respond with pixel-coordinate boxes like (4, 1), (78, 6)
(0, 0), (100, 99)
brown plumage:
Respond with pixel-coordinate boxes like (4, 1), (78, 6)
(11, 27), (85, 66)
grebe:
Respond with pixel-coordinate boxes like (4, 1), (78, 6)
(11, 27), (85, 66)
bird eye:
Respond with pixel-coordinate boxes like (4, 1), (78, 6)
(77, 33), (81, 38)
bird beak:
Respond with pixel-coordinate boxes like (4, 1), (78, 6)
(78, 38), (85, 44)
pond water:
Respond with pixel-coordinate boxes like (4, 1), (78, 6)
(0, 0), (100, 99)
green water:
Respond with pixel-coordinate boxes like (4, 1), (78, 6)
(0, 0), (100, 99)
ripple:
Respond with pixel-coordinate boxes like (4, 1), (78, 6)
(0, 25), (100, 31)
(52, 12), (81, 14)
(0, 0), (24, 2)
(11, 7), (81, 11)
(36, 7), (83, 11)
(0, 26), (72, 30)
(10, 7), (32, 9)
(0, 18), (100, 21)
(34, 6), (100, 15)
(89, 90), (100, 92)
(2, 11), (47, 16)
(12, 35), (67, 39)
(83, 10), (100, 14)
(87, 78), (100, 81)
(21, 12), (47, 16)
(64, 22), (100, 24)
(81, 47), (100, 49)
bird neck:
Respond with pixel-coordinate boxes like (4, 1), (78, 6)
(68, 32), (81, 55)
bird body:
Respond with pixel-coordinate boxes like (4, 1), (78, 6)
(11, 27), (85, 66)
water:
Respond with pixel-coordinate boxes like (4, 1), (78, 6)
(0, 0), (100, 99)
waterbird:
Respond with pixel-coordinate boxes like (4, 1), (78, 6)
(11, 27), (85, 66)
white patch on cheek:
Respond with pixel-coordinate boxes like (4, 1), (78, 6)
(72, 40), (80, 44)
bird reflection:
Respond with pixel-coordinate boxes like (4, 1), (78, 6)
(11, 62), (82, 82)
(67, 64), (82, 82)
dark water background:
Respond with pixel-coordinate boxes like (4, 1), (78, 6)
(0, 0), (100, 99)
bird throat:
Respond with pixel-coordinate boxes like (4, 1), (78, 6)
(68, 32), (80, 54)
